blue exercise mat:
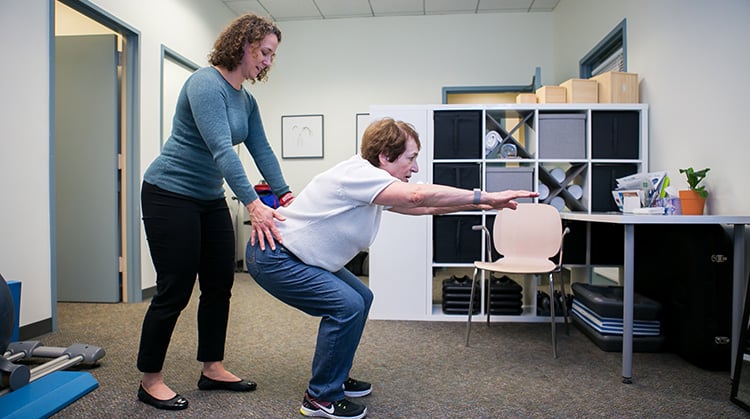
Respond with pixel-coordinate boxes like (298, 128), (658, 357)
(0, 371), (99, 419)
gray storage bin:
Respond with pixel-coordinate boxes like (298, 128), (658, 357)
(538, 113), (586, 159)
(486, 166), (534, 202)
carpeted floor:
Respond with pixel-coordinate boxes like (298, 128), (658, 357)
(23, 274), (749, 418)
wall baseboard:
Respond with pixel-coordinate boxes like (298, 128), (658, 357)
(19, 317), (53, 341)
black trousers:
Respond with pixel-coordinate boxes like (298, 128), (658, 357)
(137, 181), (235, 373)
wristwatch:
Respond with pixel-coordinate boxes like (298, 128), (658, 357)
(473, 188), (481, 205)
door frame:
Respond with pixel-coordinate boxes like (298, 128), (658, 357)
(160, 45), (200, 147)
(51, 0), (141, 324)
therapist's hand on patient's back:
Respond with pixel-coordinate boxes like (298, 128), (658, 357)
(246, 199), (286, 251)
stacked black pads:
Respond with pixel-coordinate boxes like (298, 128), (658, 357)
(441, 275), (479, 315)
(485, 275), (523, 315)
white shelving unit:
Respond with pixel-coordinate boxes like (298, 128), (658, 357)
(368, 103), (649, 321)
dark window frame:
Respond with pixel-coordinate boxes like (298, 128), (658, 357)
(579, 19), (627, 78)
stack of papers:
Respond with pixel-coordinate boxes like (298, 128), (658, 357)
(614, 171), (669, 208)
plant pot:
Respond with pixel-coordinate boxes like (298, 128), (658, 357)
(678, 189), (706, 215)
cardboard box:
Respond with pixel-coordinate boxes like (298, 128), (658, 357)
(560, 78), (598, 103)
(536, 86), (566, 104)
(590, 71), (639, 103)
(515, 93), (537, 104)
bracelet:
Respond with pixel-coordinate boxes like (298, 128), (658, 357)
(473, 188), (481, 205)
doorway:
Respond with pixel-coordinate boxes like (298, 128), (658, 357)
(52, 1), (140, 313)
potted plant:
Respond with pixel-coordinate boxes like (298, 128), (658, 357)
(678, 167), (710, 215)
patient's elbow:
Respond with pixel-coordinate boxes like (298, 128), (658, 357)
(408, 187), (428, 207)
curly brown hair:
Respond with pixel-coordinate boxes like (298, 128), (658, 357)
(208, 13), (281, 83)
(361, 118), (421, 168)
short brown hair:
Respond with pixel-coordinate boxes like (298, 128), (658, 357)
(360, 118), (421, 167)
(208, 13), (281, 83)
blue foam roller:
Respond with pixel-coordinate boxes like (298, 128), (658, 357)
(0, 371), (99, 418)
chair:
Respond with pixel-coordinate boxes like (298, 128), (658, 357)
(465, 203), (570, 358)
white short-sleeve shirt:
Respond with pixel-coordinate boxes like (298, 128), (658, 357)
(276, 155), (398, 272)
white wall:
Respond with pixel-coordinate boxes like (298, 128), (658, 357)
(0, 0), (53, 330)
(553, 0), (750, 215)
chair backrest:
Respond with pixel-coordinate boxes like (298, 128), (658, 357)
(492, 203), (563, 259)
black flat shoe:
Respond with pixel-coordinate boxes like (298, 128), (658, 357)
(137, 383), (188, 410)
(198, 373), (257, 392)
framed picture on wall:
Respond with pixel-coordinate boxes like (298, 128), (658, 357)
(282, 114), (324, 159)
(355, 112), (369, 155)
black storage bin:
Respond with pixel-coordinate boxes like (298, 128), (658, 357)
(591, 164), (638, 212)
(634, 224), (733, 371)
(433, 110), (482, 159)
(433, 215), (482, 263)
(433, 163), (480, 190)
(441, 275), (480, 315)
(562, 220), (624, 266)
(591, 111), (640, 159)
(485, 275), (523, 315)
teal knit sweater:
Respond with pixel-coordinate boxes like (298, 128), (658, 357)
(144, 67), (289, 205)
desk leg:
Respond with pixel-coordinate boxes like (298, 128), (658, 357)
(622, 224), (634, 384)
(732, 224), (747, 380)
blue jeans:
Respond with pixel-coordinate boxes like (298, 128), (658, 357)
(245, 241), (373, 401)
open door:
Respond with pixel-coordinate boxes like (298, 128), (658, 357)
(55, 34), (120, 302)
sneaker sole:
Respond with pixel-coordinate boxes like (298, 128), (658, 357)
(343, 388), (372, 398)
(300, 406), (367, 419)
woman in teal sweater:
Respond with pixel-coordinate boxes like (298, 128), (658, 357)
(137, 14), (293, 411)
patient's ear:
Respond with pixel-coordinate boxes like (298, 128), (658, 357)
(377, 153), (390, 167)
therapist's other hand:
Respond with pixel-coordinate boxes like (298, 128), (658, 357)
(247, 199), (286, 251)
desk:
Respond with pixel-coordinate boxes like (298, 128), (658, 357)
(560, 212), (750, 383)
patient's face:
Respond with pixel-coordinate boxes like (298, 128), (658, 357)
(381, 137), (419, 182)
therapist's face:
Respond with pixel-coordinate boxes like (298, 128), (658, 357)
(379, 137), (419, 182)
(241, 33), (278, 81)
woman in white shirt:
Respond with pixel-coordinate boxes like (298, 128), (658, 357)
(245, 117), (537, 419)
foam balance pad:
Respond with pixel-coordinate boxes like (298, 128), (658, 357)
(0, 371), (99, 418)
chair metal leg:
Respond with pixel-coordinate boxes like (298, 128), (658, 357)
(558, 270), (570, 336)
(465, 268), (480, 346)
(486, 273), (491, 327)
(549, 272), (557, 359)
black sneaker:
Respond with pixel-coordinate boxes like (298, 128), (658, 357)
(300, 391), (367, 419)
(343, 377), (372, 397)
